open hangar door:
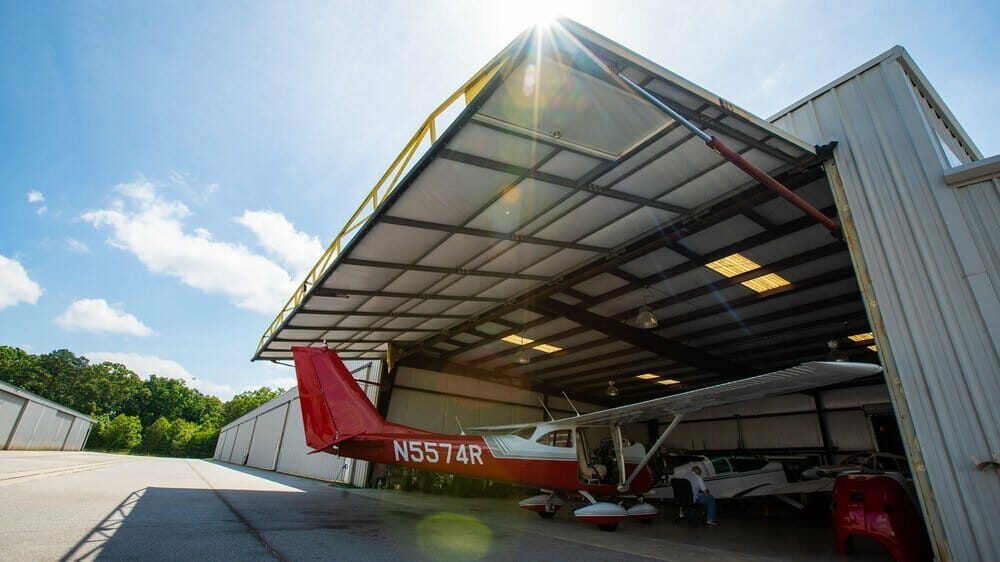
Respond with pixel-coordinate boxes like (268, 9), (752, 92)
(252, 20), (998, 560)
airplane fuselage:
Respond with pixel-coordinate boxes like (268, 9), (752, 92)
(331, 431), (653, 495)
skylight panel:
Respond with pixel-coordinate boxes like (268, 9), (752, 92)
(636, 373), (659, 380)
(656, 379), (680, 386)
(848, 332), (874, 342)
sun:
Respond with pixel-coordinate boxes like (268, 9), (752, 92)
(486, 0), (598, 34)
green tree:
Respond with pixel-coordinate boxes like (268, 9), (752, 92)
(0, 346), (47, 393)
(142, 417), (174, 455)
(139, 376), (211, 425)
(222, 387), (283, 426)
(100, 414), (143, 451)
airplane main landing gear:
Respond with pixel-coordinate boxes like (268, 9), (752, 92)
(519, 492), (564, 519)
(573, 491), (628, 531)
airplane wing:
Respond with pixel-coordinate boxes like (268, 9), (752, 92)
(734, 478), (836, 497)
(545, 362), (882, 427)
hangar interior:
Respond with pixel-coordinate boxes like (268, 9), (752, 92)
(241, 19), (998, 561)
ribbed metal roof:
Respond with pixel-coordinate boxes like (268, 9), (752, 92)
(255, 19), (875, 403)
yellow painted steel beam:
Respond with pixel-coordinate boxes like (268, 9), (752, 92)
(255, 41), (521, 359)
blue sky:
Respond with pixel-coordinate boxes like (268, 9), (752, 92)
(1, 1), (997, 399)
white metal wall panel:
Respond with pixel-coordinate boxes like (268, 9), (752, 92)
(0, 390), (26, 448)
(274, 398), (345, 481)
(246, 404), (289, 470)
(221, 428), (236, 461)
(742, 414), (821, 449)
(667, 420), (738, 451)
(0, 382), (95, 451)
(387, 367), (601, 435)
(824, 411), (875, 451)
(6, 401), (45, 450)
(64, 418), (90, 450)
(772, 48), (1000, 560)
(213, 429), (229, 459)
(229, 419), (256, 465)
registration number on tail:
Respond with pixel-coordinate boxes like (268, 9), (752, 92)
(393, 440), (484, 465)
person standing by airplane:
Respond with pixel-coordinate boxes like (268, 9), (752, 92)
(683, 465), (718, 526)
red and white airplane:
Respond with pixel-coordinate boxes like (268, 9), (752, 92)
(292, 346), (882, 531)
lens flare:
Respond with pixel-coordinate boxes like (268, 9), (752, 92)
(416, 512), (492, 559)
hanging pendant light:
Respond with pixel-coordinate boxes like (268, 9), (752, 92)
(826, 340), (849, 362)
(635, 286), (658, 330)
(605, 380), (620, 398)
(513, 331), (531, 365)
(514, 347), (531, 365)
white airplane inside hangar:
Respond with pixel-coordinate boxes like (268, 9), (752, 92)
(215, 19), (999, 562)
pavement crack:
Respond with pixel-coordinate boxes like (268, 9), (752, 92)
(187, 461), (289, 562)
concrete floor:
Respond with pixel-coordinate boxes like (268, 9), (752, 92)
(0, 451), (895, 561)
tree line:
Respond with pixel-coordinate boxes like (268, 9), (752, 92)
(0, 346), (282, 457)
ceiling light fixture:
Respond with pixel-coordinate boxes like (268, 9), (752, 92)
(655, 379), (680, 386)
(827, 339), (849, 362)
(513, 330), (531, 365)
(605, 380), (620, 398)
(635, 286), (658, 330)
(636, 373), (660, 380)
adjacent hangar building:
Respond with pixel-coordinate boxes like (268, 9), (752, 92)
(1, 380), (95, 451)
(243, 20), (997, 561)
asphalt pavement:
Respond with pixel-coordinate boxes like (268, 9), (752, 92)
(0, 451), (893, 561)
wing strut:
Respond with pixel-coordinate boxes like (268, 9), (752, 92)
(619, 414), (684, 492)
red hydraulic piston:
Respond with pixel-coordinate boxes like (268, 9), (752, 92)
(706, 137), (841, 236)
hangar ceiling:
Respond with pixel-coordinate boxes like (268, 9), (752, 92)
(254, 19), (877, 404)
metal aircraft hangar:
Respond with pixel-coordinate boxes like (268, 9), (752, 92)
(246, 19), (999, 561)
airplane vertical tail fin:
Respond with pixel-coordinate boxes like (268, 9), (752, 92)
(292, 346), (386, 451)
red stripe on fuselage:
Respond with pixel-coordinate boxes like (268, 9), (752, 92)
(335, 433), (652, 495)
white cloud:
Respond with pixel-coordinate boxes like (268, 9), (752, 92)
(0, 255), (43, 310)
(35, 205), (48, 216)
(262, 376), (297, 391)
(85, 351), (239, 400)
(65, 238), (91, 253)
(82, 180), (297, 314)
(27, 190), (45, 203)
(55, 298), (154, 336)
(236, 210), (323, 277)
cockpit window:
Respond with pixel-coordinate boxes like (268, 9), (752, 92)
(536, 429), (573, 448)
(513, 426), (536, 439)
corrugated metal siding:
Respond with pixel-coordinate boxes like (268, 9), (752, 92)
(386, 366), (601, 434)
(229, 419), (256, 465)
(0, 390), (26, 447)
(664, 384), (887, 453)
(246, 403), (289, 470)
(213, 360), (379, 484)
(275, 397), (344, 481)
(0, 381), (95, 451)
(220, 428), (236, 461)
(772, 49), (1000, 561)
